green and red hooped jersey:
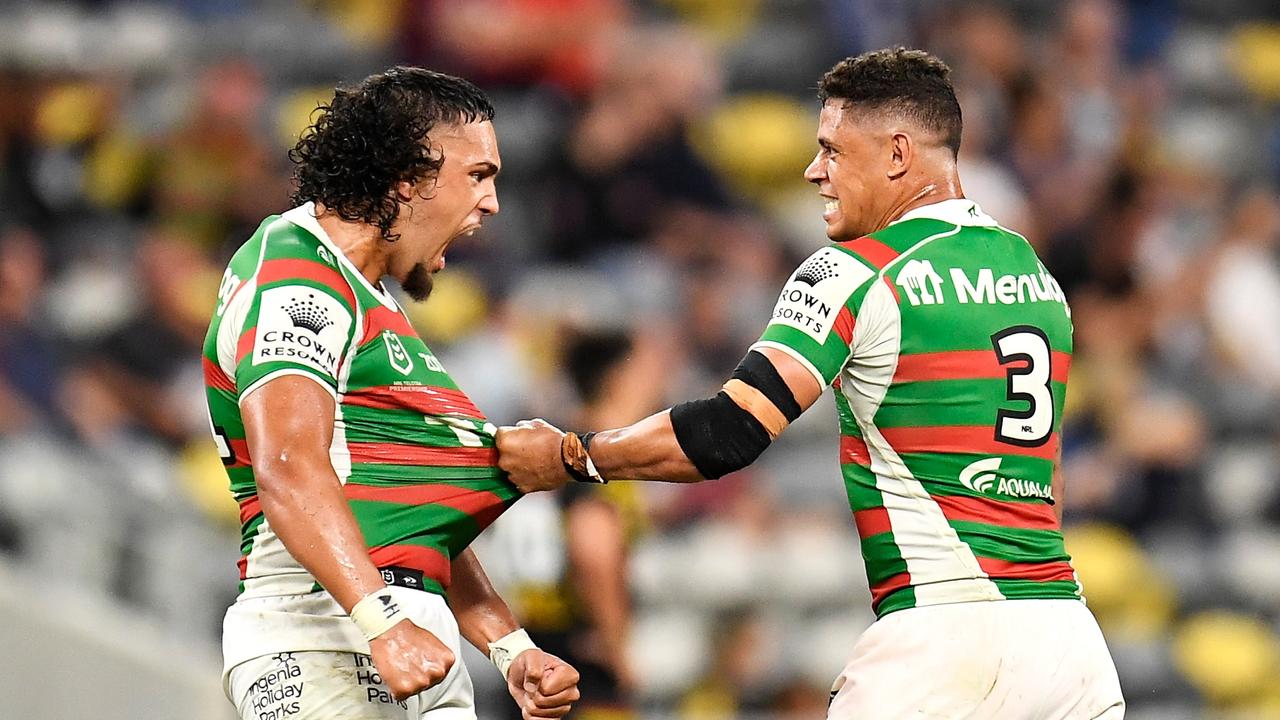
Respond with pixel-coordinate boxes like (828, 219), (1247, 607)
(754, 199), (1079, 618)
(202, 203), (519, 600)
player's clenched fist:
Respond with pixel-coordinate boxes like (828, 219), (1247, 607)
(369, 620), (456, 701)
(504, 649), (581, 719)
(496, 419), (573, 493)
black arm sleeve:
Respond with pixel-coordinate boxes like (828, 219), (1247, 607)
(669, 391), (772, 480)
(731, 350), (802, 421)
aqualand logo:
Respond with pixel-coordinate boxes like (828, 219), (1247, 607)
(958, 457), (1052, 499)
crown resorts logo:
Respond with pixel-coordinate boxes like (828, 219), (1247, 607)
(795, 252), (840, 286)
(284, 294), (334, 334)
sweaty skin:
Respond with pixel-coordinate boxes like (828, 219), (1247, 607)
(496, 99), (966, 491)
(244, 120), (579, 713)
(243, 376), (454, 699)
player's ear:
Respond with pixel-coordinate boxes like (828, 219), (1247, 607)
(887, 131), (911, 180)
(392, 180), (415, 203)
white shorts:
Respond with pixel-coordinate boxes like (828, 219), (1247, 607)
(827, 599), (1124, 720)
(225, 588), (476, 720)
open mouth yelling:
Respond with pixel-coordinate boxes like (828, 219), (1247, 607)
(437, 227), (480, 270)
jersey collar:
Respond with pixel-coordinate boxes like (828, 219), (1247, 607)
(281, 202), (399, 310)
(890, 198), (999, 228)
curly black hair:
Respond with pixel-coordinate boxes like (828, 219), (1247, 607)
(818, 47), (962, 156)
(289, 66), (495, 241)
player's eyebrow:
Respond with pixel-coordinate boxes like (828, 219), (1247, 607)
(471, 161), (500, 178)
(818, 137), (837, 151)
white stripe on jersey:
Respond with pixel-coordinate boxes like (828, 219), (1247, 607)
(843, 277), (1003, 605)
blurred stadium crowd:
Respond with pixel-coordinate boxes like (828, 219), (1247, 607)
(1, 0), (1280, 718)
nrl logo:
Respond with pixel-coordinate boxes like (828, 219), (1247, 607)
(383, 330), (414, 375)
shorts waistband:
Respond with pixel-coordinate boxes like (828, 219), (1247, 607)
(380, 565), (429, 593)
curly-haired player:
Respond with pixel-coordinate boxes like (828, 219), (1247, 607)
(498, 49), (1125, 719)
(204, 67), (580, 720)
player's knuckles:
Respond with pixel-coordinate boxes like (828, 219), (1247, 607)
(533, 689), (580, 708)
(385, 674), (426, 700)
(526, 704), (573, 719)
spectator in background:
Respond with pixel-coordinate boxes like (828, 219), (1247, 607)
(543, 26), (734, 260)
(151, 60), (287, 251)
(496, 328), (666, 720)
(1204, 186), (1280, 404)
(0, 226), (61, 433)
(73, 232), (215, 446)
(401, 0), (627, 99)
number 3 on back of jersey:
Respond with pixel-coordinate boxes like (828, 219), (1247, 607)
(991, 325), (1054, 447)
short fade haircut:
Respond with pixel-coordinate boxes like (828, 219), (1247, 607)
(290, 66), (495, 241)
(818, 47), (962, 156)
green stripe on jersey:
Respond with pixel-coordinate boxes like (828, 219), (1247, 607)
(755, 200), (1079, 618)
(875, 378), (1067, 428)
(949, 522), (1070, 563)
(858, 534), (910, 586)
(875, 587), (917, 616)
(993, 579), (1079, 600)
(205, 205), (517, 603)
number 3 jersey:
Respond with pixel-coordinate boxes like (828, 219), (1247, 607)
(753, 199), (1079, 618)
(203, 202), (520, 605)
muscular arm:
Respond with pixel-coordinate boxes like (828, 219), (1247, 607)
(241, 375), (384, 610)
(448, 548), (521, 650)
(591, 347), (823, 482)
(501, 347), (825, 487)
(244, 374), (463, 700)
(451, 548), (583, 716)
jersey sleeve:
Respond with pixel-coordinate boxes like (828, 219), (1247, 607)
(751, 245), (877, 388)
(231, 245), (359, 402)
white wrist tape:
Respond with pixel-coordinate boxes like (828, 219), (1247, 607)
(488, 628), (538, 679)
(350, 588), (408, 642)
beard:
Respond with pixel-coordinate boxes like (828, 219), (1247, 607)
(402, 262), (435, 301)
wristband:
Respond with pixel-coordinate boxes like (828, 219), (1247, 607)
(488, 628), (538, 679)
(561, 431), (606, 484)
(350, 587), (409, 642)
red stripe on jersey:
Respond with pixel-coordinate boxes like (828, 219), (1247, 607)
(227, 439), (252, 470)
(239, 495), (261, 526)
(840, 237), (900, 269)
(258, 258), (356, 309)
(933, 494), (1059, 531)
(235, 328), (255, 364)
(237, 554), (248, 580)
(853, 507), (892, 539)
(977, 558), (1075, 583)
(880, 426), (1059, 461)
(345, 386), (484, 419)
(347, 443), (497, 467)
(833, 306), (855, 345)
(343, 483), (509, 529)
(893, 350), (1073, 384)
(870, 571), (912, 608)
(1051, 353), (1071, 385)
(882, 275), (901, 303)
(367, 544), (452, 589)
(362, 306), (416, 345)
(203, 356), (235, 393)
(840, 435), (872, 466)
